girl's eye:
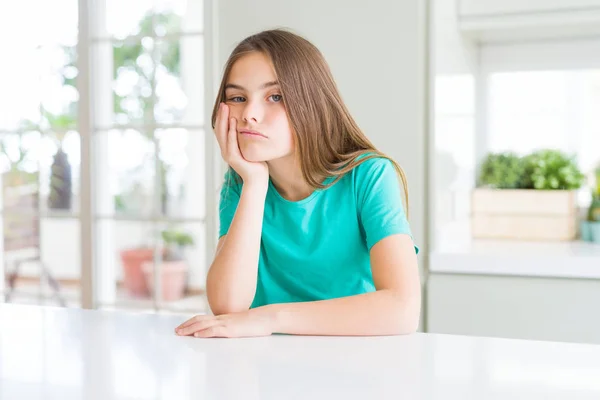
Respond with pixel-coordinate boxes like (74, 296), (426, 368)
(228, 96), (245, 103)
(269, 94), (282, 102)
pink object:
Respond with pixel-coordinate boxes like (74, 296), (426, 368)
(142, 261), (189, 302)
(120, 248), (155, 297)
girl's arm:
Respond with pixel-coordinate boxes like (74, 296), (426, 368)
(258, 233), (420, 336)
(177, 234), (420, 337)
(206, 181), (268, 315)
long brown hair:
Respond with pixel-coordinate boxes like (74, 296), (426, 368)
(211, 29), (410, 215)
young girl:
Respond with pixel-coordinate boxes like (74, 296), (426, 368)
(175, 29), (420, 338)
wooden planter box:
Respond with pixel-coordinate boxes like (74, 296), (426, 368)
(471, 189), (578, 241)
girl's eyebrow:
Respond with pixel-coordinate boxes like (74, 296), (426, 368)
(225, 81), (279, 91)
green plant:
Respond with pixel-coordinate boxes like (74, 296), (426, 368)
(521, 150), (585, 190)
(587, 165), (600, 222)
(161, 228), (194, 261)
(477, 152), (525, 189)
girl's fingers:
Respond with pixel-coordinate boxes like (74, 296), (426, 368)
(227, 117), (239, 157)
(176, 314), (213, 331)
(194, 325), (228, 338)
(215, 102), (229, 152)
(178, 319), (221, 336)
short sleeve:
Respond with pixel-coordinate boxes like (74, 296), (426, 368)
(356, 158), (418, 254)
(218, 169), (242, 238)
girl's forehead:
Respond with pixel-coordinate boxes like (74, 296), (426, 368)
(227, 53), (277, 87)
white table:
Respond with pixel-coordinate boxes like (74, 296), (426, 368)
(1, 304), (600, 399)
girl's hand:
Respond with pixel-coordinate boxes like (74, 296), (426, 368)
(175, 308), (275, 338)
(215, 102), (269, 187)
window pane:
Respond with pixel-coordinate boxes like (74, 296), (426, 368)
(104, 0), (154, 40)
(104, 220), (207, 313)
(3, 218), (81, 307)
(101, 1), (203, 39)
(112, 40), (156, 126)
(39, 45), (79, 131)
(157, 223), (208, 313)
(154, 0), (204, 35)
(149, 221), (206, 309)
(96, 129), (156, 218)
(0, 0), (78, 48)
(155, 129), (205, 219)
(41, 131), (81, 214)
(0, 44), (77, 133)
(488, 70), (600, 175)
(155, 37), (204, 126)
(1, 168), (80, 307)
(0, 131), (80, 215)
(0, 48), (42, 131)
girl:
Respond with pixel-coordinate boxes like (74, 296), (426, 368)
(175, 29), (420, 338)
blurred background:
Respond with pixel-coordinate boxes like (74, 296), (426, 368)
(0, 0), (599, 345)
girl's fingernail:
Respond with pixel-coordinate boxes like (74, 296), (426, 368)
(194, 333), (200, 337)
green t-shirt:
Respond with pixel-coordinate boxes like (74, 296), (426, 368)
(218, 156), (418, 309)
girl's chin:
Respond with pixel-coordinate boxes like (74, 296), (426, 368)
(239, 149), (269, 163)
(239, 146), (293, 163)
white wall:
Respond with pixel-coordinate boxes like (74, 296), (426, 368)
(435, 0), (478, 75)
(215, 0), (429, 252)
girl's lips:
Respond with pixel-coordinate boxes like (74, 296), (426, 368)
(239, 130), (267, 138)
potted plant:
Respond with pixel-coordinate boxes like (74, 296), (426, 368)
(120, 245), (158, 297)
(472, 149), (585, 241)
(142, 228), (194, 302)
(581, 165), (600, 243)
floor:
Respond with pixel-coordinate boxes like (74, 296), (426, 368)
(3, 280), (209, 314)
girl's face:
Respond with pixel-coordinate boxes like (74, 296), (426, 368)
(224, 52), (294, 163)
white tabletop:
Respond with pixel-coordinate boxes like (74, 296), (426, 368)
(1, 304), (600, 400)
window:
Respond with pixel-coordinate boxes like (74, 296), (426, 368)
(0, 0), (211, 312)
(487, 70), (600, 180)
(433, 38), (600, 248)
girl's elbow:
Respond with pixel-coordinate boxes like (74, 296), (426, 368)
(390, 293), (421, 335)
(390, 312), (419, 335)
(207, 295), (250, 316)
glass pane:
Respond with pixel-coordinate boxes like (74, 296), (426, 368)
(3, 219), (81, 307)
(488, 70), (600, 174)
(0, 131), (79, 215)
(0, 48), (42, 131)
(0, 132), (41, 178)
(96, 129), (156, 218)
(154, 0), (204, 35)
(112, 40), (156, 126)
(151, 221), (206, 309)
(38, 45), (79, 131)
(155, 37), (204, 125)
(41, 131), (81, 214)
(2, 176), (80, 307)
(155, 129), (205, 219)
(113, 220), (157, 304)
(0, 0), (78, 48)
(101, 220), (206, 311)
(104, 0), (154, 40)
(0, 45), (77, 133)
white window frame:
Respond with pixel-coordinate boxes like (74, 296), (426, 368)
(77, 0), (219, 310)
